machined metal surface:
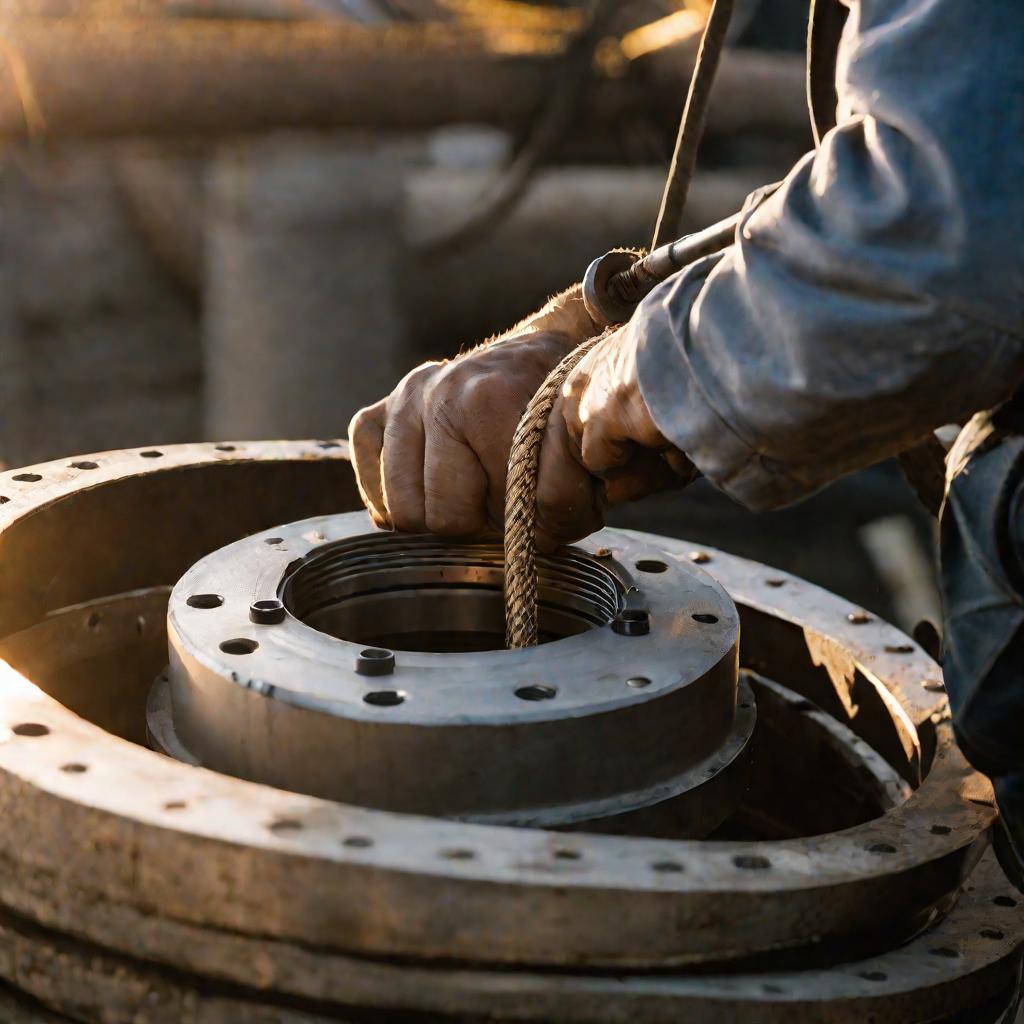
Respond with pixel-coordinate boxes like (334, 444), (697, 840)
(158, 516), (745, 829)
(0, 441), (1019, 1023)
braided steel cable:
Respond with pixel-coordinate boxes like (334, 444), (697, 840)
(503, 0), (734, 649)
(504, 336), (604, 649)
(650, 0), (735, 250)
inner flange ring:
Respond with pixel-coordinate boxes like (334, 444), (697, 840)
(158, 512), (744, 829)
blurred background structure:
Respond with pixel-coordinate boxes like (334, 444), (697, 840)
(0, 0), (940, 630)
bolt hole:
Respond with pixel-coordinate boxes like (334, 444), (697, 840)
(214, 444), (236, 452)
(515, 685), (557, 702)
(188, 594), (224, 609)
(868, 843), (897, 854)
(69, 461), (98, 471)
(12, 723), (49, 737)
(363, 690), (405, 707)
(87, 612), (102, 630)
(442, 848), (476, 861)
(220, 638), (258, 655)
(163, 800), (187, 811)
(635, 559), (667, 574)
(930, 825), (952, 836)
(762, 984), (784, 995)
(317, 440), (342, 450)
(929, 947), (959, 959)
(689, 551), (710, 564)
(792, 699), (816, 712)
(553, 848), (581, 861)
(994, 896), (1018, 908)
(738, 702), (752, 710)
(980, 929), (1005, 941)
(626, 677), (651, 689)
(765, 578), (786, 588)
(651, 860), (684, 873)
(136, 616), (146, 635)
(848, 611), (872, 624)
(269, 818), (303, 835)
(859, 971), (887, 982)
(692, 613), (719, 625)
(139, 450), (164, 459)
(60, 763), (88, 773)
(265, 537), (284, 545)
(885, 644), (914, 654)
(922, 679), (946, 692)
(343, 836), (373, 849)
(12, 473), (41, 483)
(734, 854), (771, 870)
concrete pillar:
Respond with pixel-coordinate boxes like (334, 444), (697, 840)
(203, 132), (421, 441)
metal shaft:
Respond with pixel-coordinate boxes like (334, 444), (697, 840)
(582, 211), (738, 327)
(582, 181), (783, 327)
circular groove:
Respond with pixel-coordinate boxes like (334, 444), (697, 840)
(281, 535), (623, 650)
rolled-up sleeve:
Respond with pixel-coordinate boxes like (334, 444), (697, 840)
(631, 0), (1024, 510)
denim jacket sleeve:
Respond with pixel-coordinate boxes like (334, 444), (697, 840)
(629, 0), (1024, 510)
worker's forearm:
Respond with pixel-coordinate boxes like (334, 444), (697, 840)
(628, 0), (1024, 511)
(631, 229), (1024, 511)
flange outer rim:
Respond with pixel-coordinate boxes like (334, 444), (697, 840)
(0, 442), (997, 968)
(0, 850), (1017, 1024)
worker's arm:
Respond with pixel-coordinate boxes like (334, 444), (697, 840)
(352, 0), (1024, 544)
(617, 0), (1024, 513)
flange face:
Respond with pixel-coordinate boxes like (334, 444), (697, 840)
(162, 513), (744, 826)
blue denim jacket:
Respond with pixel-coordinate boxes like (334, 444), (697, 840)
(629, 0), (1024, 510)
(942, 411), (1024, 880)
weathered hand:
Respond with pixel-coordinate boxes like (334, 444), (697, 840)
(533, 327), (696, 551)
(348, 286), (598, 535)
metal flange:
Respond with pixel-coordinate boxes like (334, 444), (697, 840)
(157, 516), (746, 830)
(0, 441), (1017, 1024)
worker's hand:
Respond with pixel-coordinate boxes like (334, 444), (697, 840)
(533, 326), (696, 551)
(348, 285), (599, 534)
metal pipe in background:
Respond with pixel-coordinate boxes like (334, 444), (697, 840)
(0, 17), (808, 140)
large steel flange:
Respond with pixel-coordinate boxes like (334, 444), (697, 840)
(0, 441), (1018, 1023)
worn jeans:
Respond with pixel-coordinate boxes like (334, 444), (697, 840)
(941, 408), (1024, 886)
